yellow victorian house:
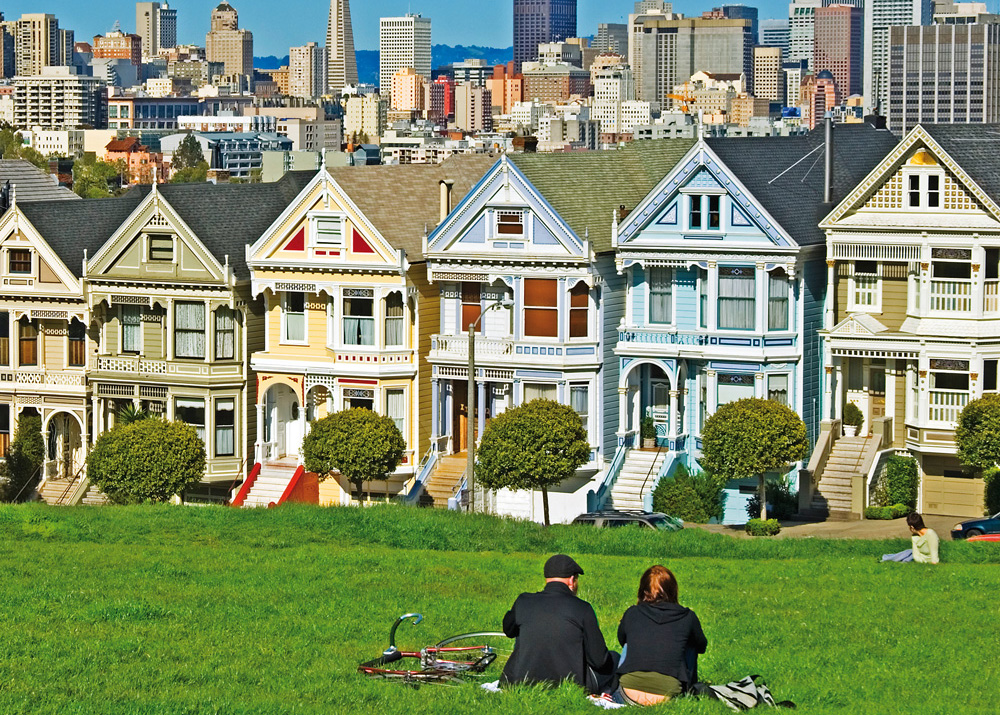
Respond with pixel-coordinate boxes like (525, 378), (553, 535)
(246, 157), (492, 505)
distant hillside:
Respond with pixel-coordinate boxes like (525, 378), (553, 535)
(255, 44), (513, 85)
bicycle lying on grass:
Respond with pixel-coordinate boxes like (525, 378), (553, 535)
(358, 612), (510, 685)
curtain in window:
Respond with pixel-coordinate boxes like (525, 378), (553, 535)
(570, 384), (588, 431)
(386, 389), (406, 436)
(384, 293), (405, 347)
(523, 383), (557, 402)
(175, 398), (205, 442)
(718, 268), (755, 330)
(649, 267), (673, 324)
(343, 297), (375, 346)
(768, 272), (789, 331)
(215, 307), (235, 359)
(284, 293), (305, 342)
(214, 399), (235, 456)
(122, 306), (141, 353)
(175, 303), (206, 358)
(699, 269), (708, 328)
(768, 375), (788, 405)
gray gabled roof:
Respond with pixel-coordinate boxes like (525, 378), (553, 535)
(706, 122), (899, 247)
(18, 172), (315, 279)
(0, 159), (79, 203)
(920, 123), (1000, 206)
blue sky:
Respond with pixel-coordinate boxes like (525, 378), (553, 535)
(7, 0), (789, 57)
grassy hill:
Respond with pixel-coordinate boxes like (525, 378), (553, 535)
(1, 504), (996, 714)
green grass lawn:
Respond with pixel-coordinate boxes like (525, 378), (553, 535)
(1, 504), (997, 715)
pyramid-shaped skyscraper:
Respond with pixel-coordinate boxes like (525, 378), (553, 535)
(326, 0), (358, 94)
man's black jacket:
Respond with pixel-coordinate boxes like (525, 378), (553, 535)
(499, 581), (612, 687)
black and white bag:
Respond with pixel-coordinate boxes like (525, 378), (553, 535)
(690, 675), (795, 711)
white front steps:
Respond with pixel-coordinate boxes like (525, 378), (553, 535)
(609, 449), (668, 512)
(241, 462), (299, 508)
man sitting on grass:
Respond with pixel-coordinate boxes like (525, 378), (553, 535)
(881, 512), (940, 563)
(499, 554), (618, 694)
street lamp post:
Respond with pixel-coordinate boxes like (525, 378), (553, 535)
(466, 298), (513, 512)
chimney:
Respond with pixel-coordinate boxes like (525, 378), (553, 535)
(824, 115), (834, 205)
(618, 203), (631, 221)
(439, 179), (455, 223)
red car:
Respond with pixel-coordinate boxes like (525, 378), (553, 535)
(967, 533), (1000, 543)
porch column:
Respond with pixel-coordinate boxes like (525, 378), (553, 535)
(617, 386), (628, 433)
(755, 372), (765, 398)
(668, 390), (679, 441)
(824, 365), (834, 420)
(824, 260), (836, 330)
(885, 360), (898, 421)
(297, 403), (307, 465)
(430, 378), (440, 448)
(91, 395), (101, 445)
(706, 370), (718, 415)
(833, 359), (844, 419)
(631, 385), (641, 435)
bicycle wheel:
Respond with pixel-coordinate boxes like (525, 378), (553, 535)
(424, 631), (512, 680)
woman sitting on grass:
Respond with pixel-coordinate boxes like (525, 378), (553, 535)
(881, 512), (940, 563)
(614, 565), (707, 706)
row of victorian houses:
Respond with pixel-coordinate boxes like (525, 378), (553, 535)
(1, 120), (995, 521)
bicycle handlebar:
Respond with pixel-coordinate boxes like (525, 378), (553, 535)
(385, 612), (423, 655)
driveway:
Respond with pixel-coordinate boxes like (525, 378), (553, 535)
(689, 514), (967, 540)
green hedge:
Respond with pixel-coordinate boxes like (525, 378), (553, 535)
(873, 455), (919, 509)
(745, 518), (781, 536)
(0, 415), (44, 502)
(863, 503), (912, 520)
(746, 477), (799, 520)
(651, 464), (725, 523)
(984, 467), (1000, 516)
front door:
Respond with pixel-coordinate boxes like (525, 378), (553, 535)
(284, 399), (302, 459)
(452, 381), (469, 453)
(844, 358), (886, 434)
(650, 380), (670, 437)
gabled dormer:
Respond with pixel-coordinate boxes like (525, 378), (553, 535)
(0, 204), (84, 299)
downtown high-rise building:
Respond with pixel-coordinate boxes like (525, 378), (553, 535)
(788, 0), (822, 68)
(813, 3), (863, 97)
(12, 13), (74, 77)
(136, 2), (177, 58)
(290, 42), (327, 99)
(205, 2), (253, 77)
(326, 0), (358, 95)
(753, 45), (784, 102)
(702, 4), (759, 44)
(379, 14), (431, 98)
(595, 23), (628, 53)
(760, 18), (790, 60)
(513, 0), (577, 73)
(864, 0), (932, 114)
(888, 22), (1000, 134)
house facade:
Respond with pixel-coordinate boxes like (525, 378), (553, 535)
(247, 158), (492, 504)
(613, 125), (898, 522)
(820, 124), (1000, 518)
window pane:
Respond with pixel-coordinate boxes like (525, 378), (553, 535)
(933, 372), (968, 390)
(523, 383), (557, 401)
(148, 236), (173, 261)
(496, 211), (524, 235)
(649, 267), (673, 324)
(343, 297), (374, 346)
(768, 374), (788, 405)
(525, 308), (558, 337)
(121, 306), (141, 353)
(699, 269), (708, 328)
(316, 217), (343, 245)
(0, 311), (8, 366)
(569, 283), (588, 338)
(689, 195), (702, 229)
(9, 249), (31, 274)
(386, 389), (405, 435)
(214, 399), (235, 456)
(18, 319), (37, 365)
(571, 384), (588, 431)
(718, 267), (755, 330)
(524, 279), (557, 338)
(176, 398), (205, 442)
(175, 302), (206, 358)
(69, 318), (86, 366)
(708, 195), (721, 229)
(524, 279), (557, 307)
(284, 293), (305, 342)
(985, 359), (998, 392)
(385, 293), (405, 346)
(215, 307), (235, 359)
(461, 282), (481, 332)
(768, 272), (789, 331)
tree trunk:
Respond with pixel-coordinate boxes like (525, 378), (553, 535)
(759, 474), (767, 521)
(353, 479), (364, 504)
(542, 486), (550, 527)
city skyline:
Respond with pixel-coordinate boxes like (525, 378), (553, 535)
(2, 0), (796, 57)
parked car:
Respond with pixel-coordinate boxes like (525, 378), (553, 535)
(951, 512), (1000, 540)
(967, 534), (1000, 543)
(572, 510), (683, 531)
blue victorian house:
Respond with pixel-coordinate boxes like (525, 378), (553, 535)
(609, 123), (898, 522)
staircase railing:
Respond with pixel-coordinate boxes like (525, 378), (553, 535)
(55, 462), (88, 505)
(643, 451), (682, 512)
(400, 446), (438, 505)
(638, 442), (665, 507)
(272, 465), (306, 507)
(588, 430), (635, 512)
(450, 470), (468, 511)
(230, 462), (261, 507)
(797, 419), (841, 514)
(12, 464), (43, 503)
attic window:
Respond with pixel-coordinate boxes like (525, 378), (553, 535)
(315, 217), (343, 247)
(148, 235), (173, 262)
(496, 211), (524, 236)
(8, 249), (31, 275)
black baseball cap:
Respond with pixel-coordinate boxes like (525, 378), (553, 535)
(544, 554), (584, 578)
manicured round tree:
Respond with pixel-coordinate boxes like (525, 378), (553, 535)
(955, 394), (1000, 514)
(699, 398), (807, 521)
(302, 408), (406, 500)
(475, 399), (591, 526)
(87, 418), (206, 504)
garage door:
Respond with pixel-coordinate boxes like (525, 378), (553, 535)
(922, 474), (984, 518)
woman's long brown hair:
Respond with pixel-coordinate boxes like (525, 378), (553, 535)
(637, 565), (679, 604)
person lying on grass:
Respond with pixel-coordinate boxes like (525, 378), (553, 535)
(499, 554), (618, 695)
(881, 512), (940, 563)
(613, 565), (707, 706)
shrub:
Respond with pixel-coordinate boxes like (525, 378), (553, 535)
(843, 402), (864, 431)
(746, 476), (799, 520)
(476, 399), (590, 526)
(302, 408), (405, 501)
(87, 418), (205, 504)
(745, 518), (781, 536)
(956, 394), (1000, 470)
(864, 503), (912, 520)
(700, 398), (807, 521)
(983, 467), (1000, 516)
(0, 414), (44, 502)
(651, 464), (725, 523)
(873, 455), (919, 509)
(640, 416), (656, 441)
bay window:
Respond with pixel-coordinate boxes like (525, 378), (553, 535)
(718, 267), (755, 330)
(175, 302), (206, 358)
(768, 271), (789, 331)
(649, 267), (673, 325)
(524, 279), (558, 338)
(214, 399), (235, 456)
(385, 292), (405, 347)
(343, 289), (374, 346)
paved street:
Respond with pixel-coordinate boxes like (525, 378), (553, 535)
(689, 513), (969, 540)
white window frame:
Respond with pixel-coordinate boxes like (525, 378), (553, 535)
(848, 260), (882, 313)
(307, 211), (346, 248)
(213, 397), (236, 457)
(767, 269), (791, 331)
(120, 305), (142, 355)
(767, 373), (789, 406)
(341, 288), (376, 348)
(493, 209), (525, 240)
(648, 266), (674, 326)
(146, 233), (175, 263)
(281, 292), (308, 345)
(570, 382), (590, 440)
(384, 387), (407, 443)
(903, 169), (944, 211)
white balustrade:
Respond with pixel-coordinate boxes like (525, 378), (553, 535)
(928, 390), (968, 425)
(984, 280), (1000, 313)
(929, 280), (972, 312)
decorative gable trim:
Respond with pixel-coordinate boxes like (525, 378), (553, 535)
(830, 313), (889, 336)
(615, 143), (795, 248)
(0, 207), (82, 294)
(822, 125), (1000, 228)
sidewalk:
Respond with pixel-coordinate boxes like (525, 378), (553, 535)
(688, 513), (965, 540)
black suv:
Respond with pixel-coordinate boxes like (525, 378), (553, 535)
(571, 510), (683, 531)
